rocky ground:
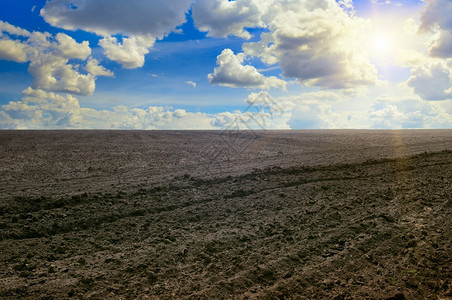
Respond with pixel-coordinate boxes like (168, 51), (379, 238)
(0, 130), (451, 299)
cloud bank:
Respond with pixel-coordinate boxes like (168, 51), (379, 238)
(0, 88), (214, 129)
(0, 89), (293, 130)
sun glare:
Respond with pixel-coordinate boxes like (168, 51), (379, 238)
(371, 33), (391, 52)
(367, 28), (398, 63)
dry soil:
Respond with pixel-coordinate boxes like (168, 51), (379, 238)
(0, 130), (451, 299)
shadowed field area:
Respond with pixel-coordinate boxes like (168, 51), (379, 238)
(0, 130), (451, 299)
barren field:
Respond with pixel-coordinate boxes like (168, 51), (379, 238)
(0, 130), (451, 299)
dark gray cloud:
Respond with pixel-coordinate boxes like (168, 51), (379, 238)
(420, 0), (452, 58)
(41, 0), (193, 38)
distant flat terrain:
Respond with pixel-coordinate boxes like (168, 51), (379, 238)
(0, 130), (451, 299)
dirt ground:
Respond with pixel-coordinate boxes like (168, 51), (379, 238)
(0, 130), (451, 299)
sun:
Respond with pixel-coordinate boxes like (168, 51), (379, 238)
(371, 33), (391, 53)
(367, 28), (398, 63)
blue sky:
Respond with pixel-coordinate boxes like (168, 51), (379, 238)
(0, 0), (451, 129)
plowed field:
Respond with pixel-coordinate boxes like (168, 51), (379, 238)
(1, 130), (451, 299)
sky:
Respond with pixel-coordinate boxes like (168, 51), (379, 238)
(0, 0), (451, 129)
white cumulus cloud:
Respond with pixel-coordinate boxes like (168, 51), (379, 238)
(1, 87), (82, 129)
(250, 0), (377, 89)
(99, 36), (155, 69)
(0, 22), (113, 96)
(54, 33), (91, 59)
(26, 33), (95, 95)
(28, 55), (96, 96)
(85, 58), (114, 77)
(0, 20), (31, 37)
(208, 49), (287, 90)
(0, 21), (33, 62)
(406, 59), (452, 101)
(0, 38), (29, 62)
(192, 0), (266, 39)
(195, 0), (378, 90)
(40, 0), (193, 69)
